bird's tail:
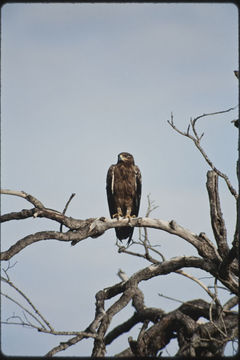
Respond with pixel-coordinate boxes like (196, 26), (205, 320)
(115, 227), (134, 245)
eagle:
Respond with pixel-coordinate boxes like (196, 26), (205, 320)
(106, 152), (142, 244)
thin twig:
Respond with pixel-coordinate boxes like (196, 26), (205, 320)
(168, 109), (238, 199)
(158, 293), (184, 304)
(1, 292), (47, 330)
(146, 194), (159, 217)
(1, 275), (53, 331)
(2, 261), (18, 281)
(118, 246), (159, 264)
(175, 270), (219, 305)
(148, 246), (166, 262)
(60, 193), (76, 232)
(2, 320), (98, 337)
(208, 278), (227, 338)
(191, 106), (237, 129)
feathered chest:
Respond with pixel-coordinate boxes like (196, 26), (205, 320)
(113, 164), (136, 196)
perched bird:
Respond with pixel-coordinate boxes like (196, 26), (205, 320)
(106, 152), (142, 244)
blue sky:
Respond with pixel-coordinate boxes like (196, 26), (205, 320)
(1, 2), (238, 356)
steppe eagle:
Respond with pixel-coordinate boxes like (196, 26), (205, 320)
(106, 152), (142, 244)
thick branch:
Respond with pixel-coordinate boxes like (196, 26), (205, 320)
(105, 307), (164, 346)
(141, 310), (197, 356)
(223, 296), (238, 311)
(218, 243), (239, 279)
(92, 255), (237, 356)
(205, 170), (239, 278)
(206, 170), (228, 256)
(2, 212), (236, 295)
(0, 231), (83, 261)
(122, 298), (237, 357)
(1, 215), (222, 268)
(1, 188), (224, 267)
(1, 208), (36, 222)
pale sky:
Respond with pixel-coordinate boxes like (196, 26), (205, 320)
(1, 2), (238, 356)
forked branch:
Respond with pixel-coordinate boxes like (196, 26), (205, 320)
(168, 108), (238, 199)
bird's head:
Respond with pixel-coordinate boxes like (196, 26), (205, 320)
(117, 152), (134, 164)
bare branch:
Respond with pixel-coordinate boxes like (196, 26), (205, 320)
(45, 332), (99, 357)
(168, 110), (238, 199)
(0, 231), (78, 261)
(1, 292), (47, 330)
(223, 296), (238, 311)
(117, 269), (129, 282)
(1, 273), (100, 356)
(0, 208), (36, 223)
(1, 319), (99, 337)
(206, 170), (228, 256)
(1, 189), (224, 270)
(122, 195), (165, 264)
(60, 193), (76, 232)
(194, 142), (237, 199)
(62, 193), (76, 215)
(209, 279), (227, 338)
(175, 269), (219, 304)
(145, 194), (159, 217)
(0, 215), (221, 266)
(1, 191), (237, 297)
(118, 246), (159, 264)
(158, 293), (184, 304)
(191, 106), (237, 129)
(1, 275), (53, 331)
(1, 189), (45, 208)
(218, 244), (238, 279)
(2, 261), (18, 280)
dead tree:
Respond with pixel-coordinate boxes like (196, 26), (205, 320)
(1, 107), (238, 357)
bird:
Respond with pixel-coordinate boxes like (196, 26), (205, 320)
(106, 152), (142, 244)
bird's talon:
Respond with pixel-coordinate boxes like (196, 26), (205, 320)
(124, 215), (136, 220)
(113, 213), (122, 220)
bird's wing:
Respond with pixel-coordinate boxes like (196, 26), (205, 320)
(133, 165), (142, 217)
(106, 164), (117, 218)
